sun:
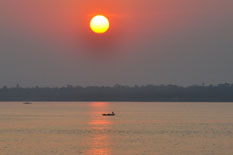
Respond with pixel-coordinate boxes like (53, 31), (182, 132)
(90, 15), (110, 34)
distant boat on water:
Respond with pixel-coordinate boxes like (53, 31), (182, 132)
(102, 112), (115, 116)
(23, 102), (32, 104)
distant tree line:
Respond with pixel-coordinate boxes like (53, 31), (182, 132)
(0, 83), (233, 102)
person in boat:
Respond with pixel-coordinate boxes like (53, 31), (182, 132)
(24, 102), (32, 104)
(102, 111), (115, 116)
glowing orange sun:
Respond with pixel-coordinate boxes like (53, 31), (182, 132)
(90, 15), (110, 34)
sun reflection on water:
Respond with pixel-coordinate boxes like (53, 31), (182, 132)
(86, 102), (112, 155)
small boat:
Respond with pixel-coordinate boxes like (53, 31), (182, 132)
(24, 102), (32, 104)
(102, 112), (115, 116)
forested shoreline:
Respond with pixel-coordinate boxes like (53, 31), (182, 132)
(0, 83), (233, 102)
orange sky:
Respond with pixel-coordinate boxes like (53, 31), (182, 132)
(0, 0), (233, 86)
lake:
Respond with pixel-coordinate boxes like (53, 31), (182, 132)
(0, 102), (233, 155)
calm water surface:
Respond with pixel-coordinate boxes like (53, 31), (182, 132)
(0, 102), (233, 155)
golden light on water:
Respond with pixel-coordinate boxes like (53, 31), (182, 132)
(90, 15), (110, 34)
(87, 102), (112, 155)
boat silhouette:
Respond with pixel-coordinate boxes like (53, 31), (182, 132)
(23, 102), (32, 104)
(102, 112), (115, 116)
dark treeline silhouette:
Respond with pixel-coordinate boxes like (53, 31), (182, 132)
(0, 83), (233, 102)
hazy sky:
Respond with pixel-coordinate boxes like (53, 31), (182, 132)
(1, 0), (233, 87)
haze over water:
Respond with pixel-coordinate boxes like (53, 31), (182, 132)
(0, 102), (233, 155)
